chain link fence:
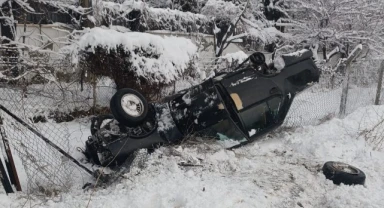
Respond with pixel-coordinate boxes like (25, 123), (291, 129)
(0, 73), (116, 193)
(284, 59), (384, 127)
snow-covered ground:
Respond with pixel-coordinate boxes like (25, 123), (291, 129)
(1, 105), (384, 208)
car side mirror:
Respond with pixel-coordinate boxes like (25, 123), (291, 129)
(250, 52), (266, 66)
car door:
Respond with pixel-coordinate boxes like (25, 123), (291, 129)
(219, 68), (284, 138)
(237, 96), (283, 137)
(220, 68), (282, 111)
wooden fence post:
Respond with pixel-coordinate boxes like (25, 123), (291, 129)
(339, 45), (362, 117)
(92, 73), (97, 114)
(339, 64), (349, 117)
(375, 60), (384, 105)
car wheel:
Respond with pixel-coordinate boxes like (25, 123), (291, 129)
(110, 88), (149, 127)
(90, 114), (114, 135)
(322, 161), (366, 185)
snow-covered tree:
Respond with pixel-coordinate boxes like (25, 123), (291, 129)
(281, 0), (384, 59)
(147, 0), (207, 13)
(201, 0), (286, 57)
(99, 0), (212, 33)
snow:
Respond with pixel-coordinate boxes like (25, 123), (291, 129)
(248, 129), (256, 137)
(220, 51), (248, 63)
(66, 27), (198, 84)
(182, 93), (192, 105)
(156, 105), (175, 132)
(285, 49), (309, 57)
(87, 15), (96, 24)
(273, 55), (285, 71)
(214, 25), (221, 34)
(2, 105), (384, 207)
(206, 51), (248, 76)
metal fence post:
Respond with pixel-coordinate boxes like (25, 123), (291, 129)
(375, 60), (384, 105)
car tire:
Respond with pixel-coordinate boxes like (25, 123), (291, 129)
(90, 114), (114, 135)
(322, 161), (366, 185)
(110, 88), (149, 127)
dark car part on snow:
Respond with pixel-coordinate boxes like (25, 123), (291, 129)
(322, 161), (366, 185)
(90, 114), (115, 136)
(110, 88), (149, 127)
(84, 50), (320, 169)
(0, 156), (13, 194)
(0, 125), (21, 191)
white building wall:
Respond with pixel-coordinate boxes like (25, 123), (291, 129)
(13, 26), (245, 67)
(15, 24), (71, 52)
(147, 30), (245, 70)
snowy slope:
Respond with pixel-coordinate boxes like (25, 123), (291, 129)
(1, 105), (384, 208)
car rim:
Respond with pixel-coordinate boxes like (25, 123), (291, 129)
(332, 162), (359, 174)
(121, 94), (144, 117)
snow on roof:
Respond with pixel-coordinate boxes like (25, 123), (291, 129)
(67, 27), (198, 84)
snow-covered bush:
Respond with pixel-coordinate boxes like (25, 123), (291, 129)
(66, 27), (199, 100)
(147, 0), (207, 13)
(100, 0), (212, 33)
(216, 51), (248, 72)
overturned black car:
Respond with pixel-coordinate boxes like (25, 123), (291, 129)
(84, 50), (320, 167)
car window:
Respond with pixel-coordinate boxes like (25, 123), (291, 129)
(239, 96), (282, 137)
(205, 118), (247, 142)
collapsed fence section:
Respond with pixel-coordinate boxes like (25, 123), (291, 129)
(0, 80), (116, 193)
(0, 85), (74, 193)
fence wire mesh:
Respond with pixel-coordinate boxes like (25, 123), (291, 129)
(0, 76), (116, 193)
(284, 59), (383, 127)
